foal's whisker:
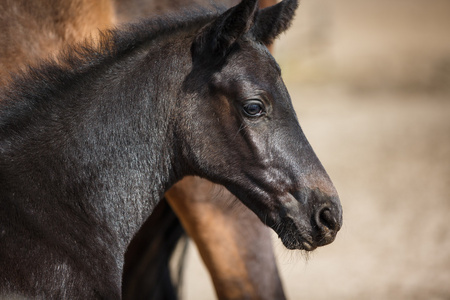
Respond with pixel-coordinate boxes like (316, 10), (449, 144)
(233, 123), (248, 139)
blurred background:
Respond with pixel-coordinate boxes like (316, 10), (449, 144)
(183, 0), (450, 299)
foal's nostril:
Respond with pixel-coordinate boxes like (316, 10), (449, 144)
(315, 204), (339, 233)
(319, 208), (337, 230)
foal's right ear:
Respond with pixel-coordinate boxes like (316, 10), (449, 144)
(252, 0), (299, 45)
(191, 0), (259, 64)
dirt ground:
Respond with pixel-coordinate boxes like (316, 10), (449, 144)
(182, 1), (450, 299)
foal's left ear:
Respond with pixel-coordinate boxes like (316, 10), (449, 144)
(192, 0), (259, 63)
(252, 0), (299, 46)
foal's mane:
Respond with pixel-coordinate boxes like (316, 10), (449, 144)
(0, 7), (221, 112)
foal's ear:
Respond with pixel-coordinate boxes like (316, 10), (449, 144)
(192, 0), (259, 63)
(252, 0), (299, 46)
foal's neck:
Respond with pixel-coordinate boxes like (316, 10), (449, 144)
(0, 28), (190, 263)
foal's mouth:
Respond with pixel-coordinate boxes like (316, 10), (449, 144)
(271, 217), (318, 251)
(282, 235), (317, 251)
(270, 191), (342, 251)
(273, 218), (339, 251)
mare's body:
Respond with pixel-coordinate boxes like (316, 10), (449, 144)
(0, 0), (113, 83)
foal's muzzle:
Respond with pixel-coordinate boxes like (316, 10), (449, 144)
(274, 189), (342, 251)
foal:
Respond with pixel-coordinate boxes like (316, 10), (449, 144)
(0, 0), (342, 298)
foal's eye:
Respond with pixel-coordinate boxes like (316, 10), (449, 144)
(242, 100), (265, 117)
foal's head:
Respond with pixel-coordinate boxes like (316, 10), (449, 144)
(176, 0), (342, 251)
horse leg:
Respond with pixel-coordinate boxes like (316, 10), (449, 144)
(165, 176), (286, 300)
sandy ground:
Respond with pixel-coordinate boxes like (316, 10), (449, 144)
(182, 0), (450, 299)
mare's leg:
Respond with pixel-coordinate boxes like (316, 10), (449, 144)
(166, 177), (286, 300)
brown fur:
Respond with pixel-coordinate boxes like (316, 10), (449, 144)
(0, 0), (113, 83)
